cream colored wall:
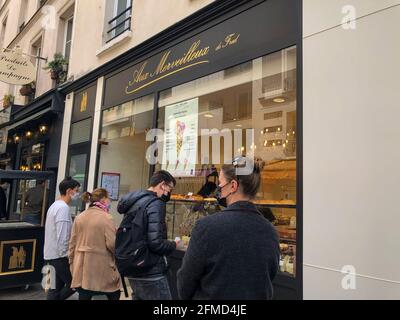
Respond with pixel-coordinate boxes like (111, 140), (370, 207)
(0, 0), (76, 105)
(68, 0), (215, 81)
(303, 0), (400, 299)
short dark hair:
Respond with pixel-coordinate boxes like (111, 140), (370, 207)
(59, 177), (81, 196)
(149, 170), (176, 188)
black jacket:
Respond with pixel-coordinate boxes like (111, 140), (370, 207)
(0, 187), (7, 219)
(177, 201), (280, 300)
(117, 190), (176, 278)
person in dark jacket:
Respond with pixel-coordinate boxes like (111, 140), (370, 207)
(177, 156), (280, 300)
(117, 170), (181, 300)
(0, 180), (9, 220)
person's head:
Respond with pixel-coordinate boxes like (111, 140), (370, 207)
(82, 188), (110, 210)
(149, 170), (176, 202)
(0, 180), (10, 189)
(37, 180), (46, 187)
(217, 156), (262, 207)
(58, 177), (81, 204)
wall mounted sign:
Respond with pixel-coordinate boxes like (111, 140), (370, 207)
(0, 50), (36, 85)
(103, 0), (299, 108)
(162, 98), (198, 177)
(101, 172), (120, 201)
(72, 83), (97, 122)
(0, 239), (36, 276)
(80, 92), (88, 112)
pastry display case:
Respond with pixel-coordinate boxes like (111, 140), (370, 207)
(166, 198), (297, 278)
(166, 194), (220, 248)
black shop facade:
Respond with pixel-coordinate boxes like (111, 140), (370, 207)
(62, 0), (303, 300)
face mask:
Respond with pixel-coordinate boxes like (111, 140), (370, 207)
(71, 192), (80, 201)
(216, 183), (230, 208)
(107, 203), (112, 212)
(161, 192), (171, 203)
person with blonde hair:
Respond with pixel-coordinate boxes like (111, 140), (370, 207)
(68, 188), (121, 300)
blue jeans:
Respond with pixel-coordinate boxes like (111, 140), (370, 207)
(129, 277), (172, 300)
(23, 213), (41, 225)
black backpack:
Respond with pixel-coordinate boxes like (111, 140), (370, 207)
(115, 196), (160, 277)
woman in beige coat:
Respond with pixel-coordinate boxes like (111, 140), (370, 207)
(68, 188), (121, 300)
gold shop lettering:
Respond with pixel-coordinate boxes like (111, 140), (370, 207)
(125, 40), (210, 95)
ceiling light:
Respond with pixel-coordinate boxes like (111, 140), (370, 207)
(273, 98), (285, 103)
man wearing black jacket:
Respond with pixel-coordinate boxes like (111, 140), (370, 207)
(117, 170), (180, 300)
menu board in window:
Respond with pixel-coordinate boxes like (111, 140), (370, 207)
(101, 172), (120, 201)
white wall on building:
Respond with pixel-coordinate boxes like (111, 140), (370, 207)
(303, 1), (400, 299)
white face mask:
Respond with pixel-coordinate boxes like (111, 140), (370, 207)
(71, 191), (80, 201)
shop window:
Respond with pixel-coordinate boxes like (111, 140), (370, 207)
(156, 46), (298, 277)
(20, 143), (45, 172)
(98, 94), (154, 225)
(69, 118), (92, 145)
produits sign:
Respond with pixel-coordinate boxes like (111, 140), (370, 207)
(162, 98), (198, 177)
(0, 50), (36, 85)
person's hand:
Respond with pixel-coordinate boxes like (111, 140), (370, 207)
(175, 237), (185, 250)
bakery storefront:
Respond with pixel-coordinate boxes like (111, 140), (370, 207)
(64, 0), (302, 299)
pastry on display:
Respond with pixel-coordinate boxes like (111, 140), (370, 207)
(182, 236), (190, 246)
(252, 199), (296, 205)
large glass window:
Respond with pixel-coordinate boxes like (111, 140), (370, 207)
(156, 46), (297, 277)
(98, 94), (154, 225)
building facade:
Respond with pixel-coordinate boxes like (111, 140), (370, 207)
(1, 0), (399, 300)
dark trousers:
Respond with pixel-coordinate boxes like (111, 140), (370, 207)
(129, 277), (172, 300)
(46, 257), (75, 300)
(78, 290), (121, 300)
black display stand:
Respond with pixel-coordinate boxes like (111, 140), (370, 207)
(0, 170), (56, 290)
(0, 223), (44, 290)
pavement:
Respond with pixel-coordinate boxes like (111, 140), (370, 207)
(0, 282), (133, 300)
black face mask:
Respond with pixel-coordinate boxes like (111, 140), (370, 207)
(216, 184), (230, 207)
(161, 192), (171, 203)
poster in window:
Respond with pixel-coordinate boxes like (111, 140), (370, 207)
(162, 98), (198, 177)
(101, 172), (120, 201)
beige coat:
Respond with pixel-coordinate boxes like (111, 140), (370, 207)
(68, 207), (121, 293)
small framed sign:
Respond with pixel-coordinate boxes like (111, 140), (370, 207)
(101, 172), (120, 201)
(0, 239), (36, 276)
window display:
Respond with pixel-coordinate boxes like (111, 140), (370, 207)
(156, 46), (298, 277)
(98, 45), (298, 276)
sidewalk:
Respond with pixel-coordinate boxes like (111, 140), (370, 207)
(0, 281), (133, 300)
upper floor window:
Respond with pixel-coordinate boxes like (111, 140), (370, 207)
(63, 16), (73, 62)
(18, 0), (28, 32)
(37, 0), (46, 9)
(106, 0), (132, 43)
(0, 15), (7, 49)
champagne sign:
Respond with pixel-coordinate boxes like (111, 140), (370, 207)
(0, 50), (36, 85)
